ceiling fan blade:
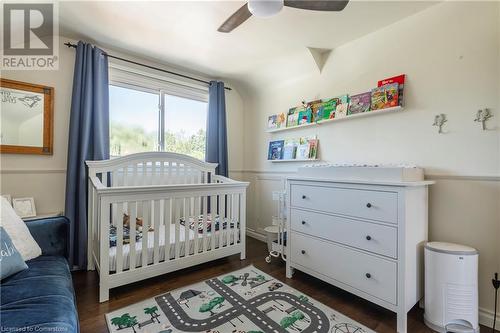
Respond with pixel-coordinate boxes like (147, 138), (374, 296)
(284, 0), (349, 11)
(218, 3), (253, 33)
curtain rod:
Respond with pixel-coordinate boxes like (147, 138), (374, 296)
(64, 42), (231, 91)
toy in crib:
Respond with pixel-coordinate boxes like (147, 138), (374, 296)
(123, 213), (154, 232)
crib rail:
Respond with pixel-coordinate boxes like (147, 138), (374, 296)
(87, 154), (248, 302)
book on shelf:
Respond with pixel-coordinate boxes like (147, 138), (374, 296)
(283, 138), (298, 160)
(268, 115), (278, 129)
(308, 138), (319, 159)
(348, 92), (371, 115)
(321, 98), (338, 120)
(371, 83), (399, 110)
(268, 140), (285, 160)
(298, 107), (312, 125)
(296, 136), (318, 160)
(335, 94), (350, 119)
(268, 112), (287, 130)
(276, 112), (286, 128)
(378, 74), (405, 107)
(287, 107), (299, 127)
(309, 100), (323, 123)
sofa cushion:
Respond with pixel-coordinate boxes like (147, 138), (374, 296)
(0, 227), (28, 280)
(0, 197), (41, 261)
(0, 255), (78, 332)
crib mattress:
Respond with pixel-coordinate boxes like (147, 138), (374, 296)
(108, 224), (238, 271)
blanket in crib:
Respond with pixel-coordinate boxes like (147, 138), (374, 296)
(179, 214), (236, 234)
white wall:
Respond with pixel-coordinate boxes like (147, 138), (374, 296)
(239, 1), (500, 327)
(0, 37), (246, 215)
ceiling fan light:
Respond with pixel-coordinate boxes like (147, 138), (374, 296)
(248, 0), (284, 18)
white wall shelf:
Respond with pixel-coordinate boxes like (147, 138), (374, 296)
(269, 159), (321, 163)
(266, 106), (404, 133)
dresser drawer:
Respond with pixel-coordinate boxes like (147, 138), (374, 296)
(290, 184), (398, 224)
(291, 209), (398, 258)
(290, 232), (397, 305)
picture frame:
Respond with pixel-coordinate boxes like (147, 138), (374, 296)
(12, 197), (37, 218)
(0, 79), (54, 155)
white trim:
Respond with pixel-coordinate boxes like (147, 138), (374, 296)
(230, 170), (500, 181)
(479, 306), (500, 329)
(246, 228), (266, 243)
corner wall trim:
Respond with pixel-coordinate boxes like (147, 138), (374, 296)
(246, 229), (266, 243)
(479, 307), (500, 329)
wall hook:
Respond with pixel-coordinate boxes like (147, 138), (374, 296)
(474, 108), (493, 130)
(433, 114), (447, 134)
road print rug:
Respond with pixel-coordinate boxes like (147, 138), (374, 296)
(106, 265), (374, 333)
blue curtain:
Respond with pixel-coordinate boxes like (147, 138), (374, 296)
(205, 81), (228, 177)
(65, 41), (109, 269)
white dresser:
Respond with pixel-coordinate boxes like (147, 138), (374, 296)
(285, 175), (433, 333)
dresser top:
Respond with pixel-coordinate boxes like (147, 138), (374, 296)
(286, 176), (435, 187)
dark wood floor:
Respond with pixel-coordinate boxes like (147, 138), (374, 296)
(73, 237), (492, 333)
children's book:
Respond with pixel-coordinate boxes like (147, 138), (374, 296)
(348, 92), (371, 115)
(283, 138), (298, 160)
(309, 100), (323, 123)
(378, 74), (405, 106)
(296, 143), (310, 160)
(287, 107), (299, 127)
(308, 139), (319, 159)
(267, 115), (278, 129)
(371, 83), (399, 110)
(298, 107), (312, 125)
(268, 140), (284, 160)
(335, 94), (350, 119)
(276, 112), (286, 128)
(321, 98), (338, 120)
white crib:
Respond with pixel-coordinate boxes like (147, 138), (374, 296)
(86, 152), (248, 302)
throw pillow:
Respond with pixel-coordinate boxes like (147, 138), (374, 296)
(0, 226), (28, 280)
(0, 197), (41, 261)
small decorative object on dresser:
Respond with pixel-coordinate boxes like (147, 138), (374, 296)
(12, 197), (37, 218)
(285, 165), (434, 333)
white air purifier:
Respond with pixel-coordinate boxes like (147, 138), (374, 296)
(424, 242), (479, 333)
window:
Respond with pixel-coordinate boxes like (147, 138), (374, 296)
(109, 78), (208, 159)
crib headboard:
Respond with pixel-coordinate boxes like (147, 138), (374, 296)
(86, 152), (218, 187)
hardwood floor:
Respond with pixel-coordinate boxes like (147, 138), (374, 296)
(73, 237), (493, 333)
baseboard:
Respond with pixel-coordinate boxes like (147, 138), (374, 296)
(479, 307), (500, 329)
(246, 229), (266, 243)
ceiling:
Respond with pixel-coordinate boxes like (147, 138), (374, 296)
(59, 1), (437, 86)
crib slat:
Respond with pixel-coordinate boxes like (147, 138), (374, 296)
(160, 161), (166, 185)
(220, 194), (226, 248)
(193, 196), (200, 254)
(211, 195), (216, 250)
(164, 198), (171, 261)
(174, 198), (180, 259)
(129, 202), (137, 270)
(142, 200), (150, 267)
(202, 195), (208, 252)
(115, 202), (124, 273)
(232, 194), (237, 246)
(153, 200), (160, 264)
(184, 197), (189, 257)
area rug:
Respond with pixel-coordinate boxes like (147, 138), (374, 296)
(106, 265), (374, 333)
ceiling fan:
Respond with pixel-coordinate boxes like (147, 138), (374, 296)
(218, 0), (349, 33)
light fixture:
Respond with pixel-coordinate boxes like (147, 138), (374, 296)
(248, 0), (284, 18)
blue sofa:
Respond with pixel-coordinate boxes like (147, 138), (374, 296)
(1, 216), (79, 332)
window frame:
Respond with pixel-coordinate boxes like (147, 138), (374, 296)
(109, 63), (209, 155)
